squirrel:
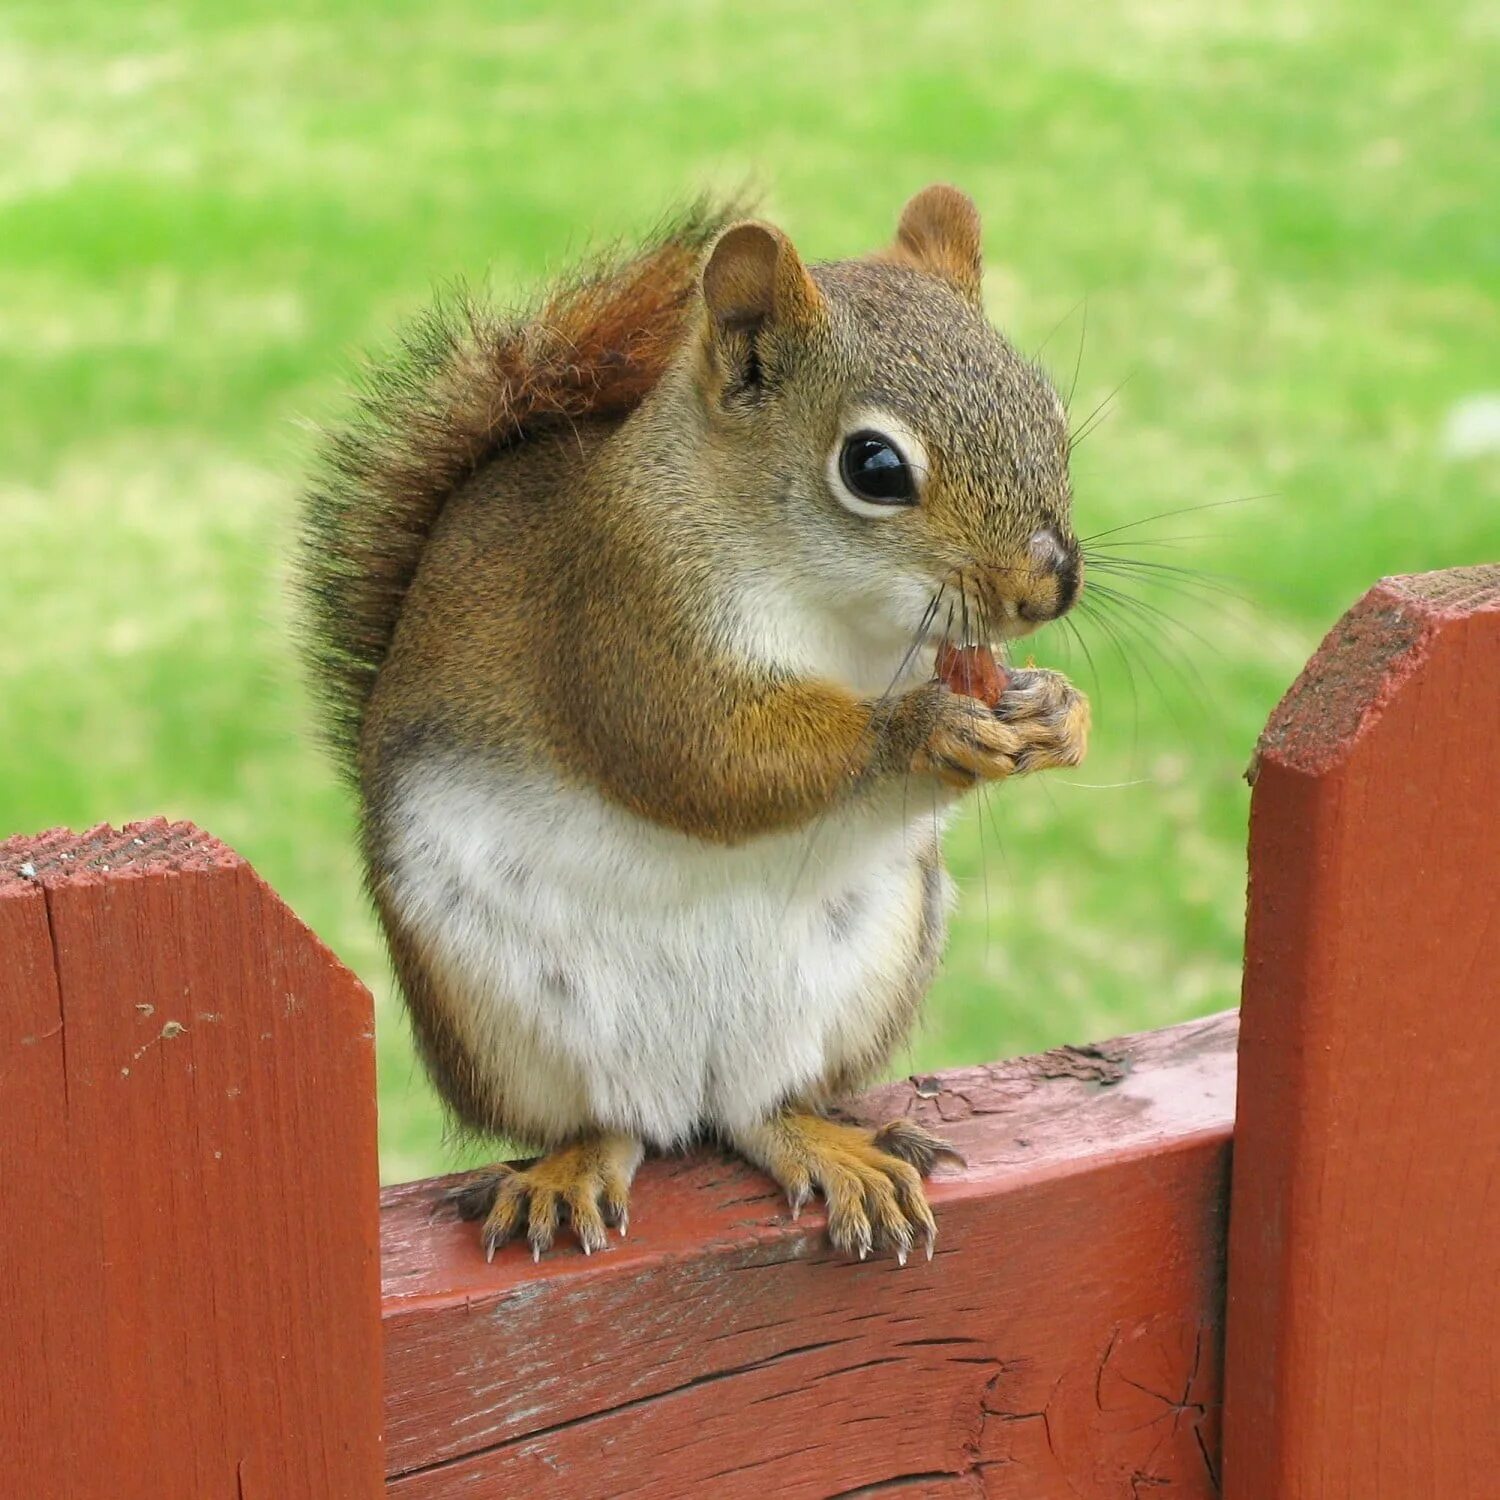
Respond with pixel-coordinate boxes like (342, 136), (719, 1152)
(297, 185), (1088, 1264)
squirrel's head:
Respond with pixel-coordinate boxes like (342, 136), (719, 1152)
(691, 186), (1079, 653)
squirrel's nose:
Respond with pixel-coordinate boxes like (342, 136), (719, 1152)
(1028, 528), (1067, 574)
(1017, 527), (1082, 621)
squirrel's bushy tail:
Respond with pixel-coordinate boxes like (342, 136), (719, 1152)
(296, 198), (739, 773)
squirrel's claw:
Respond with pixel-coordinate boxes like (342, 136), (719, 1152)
(786, 1179), (812, 1221)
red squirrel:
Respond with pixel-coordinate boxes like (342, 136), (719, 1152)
(297, 187), (1088, 1262)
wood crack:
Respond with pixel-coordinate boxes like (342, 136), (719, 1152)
(388, 1337), (852, 1482)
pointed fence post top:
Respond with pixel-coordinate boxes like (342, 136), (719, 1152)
(0, 819), (385, 1500)
(1251, 564), (1500, 780)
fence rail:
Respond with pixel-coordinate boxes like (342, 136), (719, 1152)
(384, 1012), (1234, 1494)
(2, 565), (1497, 1499)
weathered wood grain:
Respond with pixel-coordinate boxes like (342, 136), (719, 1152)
(1226, 565), (1500, 1499)
(382, 1012), (1237, 1497)
(0, 822), (385, 1500)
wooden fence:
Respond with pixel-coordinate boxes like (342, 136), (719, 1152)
(2, 564), (1496, 1499)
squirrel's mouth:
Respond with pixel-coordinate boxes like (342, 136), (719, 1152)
(937, 542), (1083, 644)
(921, 593), (1047, 653)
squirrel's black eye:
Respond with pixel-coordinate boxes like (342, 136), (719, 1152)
(838, 431), (917, 507)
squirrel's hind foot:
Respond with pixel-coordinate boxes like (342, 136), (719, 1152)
(445, 1133), (644, 1262)
(731, 1112), (964, 1264)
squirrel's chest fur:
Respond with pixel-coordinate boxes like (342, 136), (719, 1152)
(377, 759), (950, 1147)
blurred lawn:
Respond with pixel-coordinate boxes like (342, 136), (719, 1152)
(2, 1), (1496, 1181)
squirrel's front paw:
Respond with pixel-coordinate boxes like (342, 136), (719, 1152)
(994, 667), (1091, 773)
(914, 668), (1089, 788)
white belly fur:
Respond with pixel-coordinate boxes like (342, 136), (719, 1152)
(383, 757), (953, 1145)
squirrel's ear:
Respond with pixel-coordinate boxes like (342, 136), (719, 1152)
(703, 222), (825, 333)
(884, 185), (984, 304)
(701, 222), (826, 395)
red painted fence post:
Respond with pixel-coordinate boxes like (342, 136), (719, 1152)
(0, 822), (384, 1499)
(1224, 566), (1500, 1498)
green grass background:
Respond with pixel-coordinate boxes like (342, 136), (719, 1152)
(3, 1), (1496, 1180)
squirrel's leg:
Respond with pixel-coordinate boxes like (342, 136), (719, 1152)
(728, 1112), (964, 1263)
(445, 1133), (644, 1262)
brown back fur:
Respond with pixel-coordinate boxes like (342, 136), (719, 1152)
(296, 199), (742, 770)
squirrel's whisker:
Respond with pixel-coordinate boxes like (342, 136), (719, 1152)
(1086, 559), (1253, 610)
(1086, 579), (1226, 665)
(1065, 299), (1088, 412)
(1083, 534), (1223, 552)
(1099, 572), (1252, 614)
(974, 774), (994, 966)
(1074, 596), (1143, 763)
(1089, 601), (1188, 737)
(1031, 294), (1087, 366)
(1054, 612), (1103, 706)
(1078, 493), (1275, 546)
(1067, 369), (1135, 453)
(1081, 585), (1214, 727)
